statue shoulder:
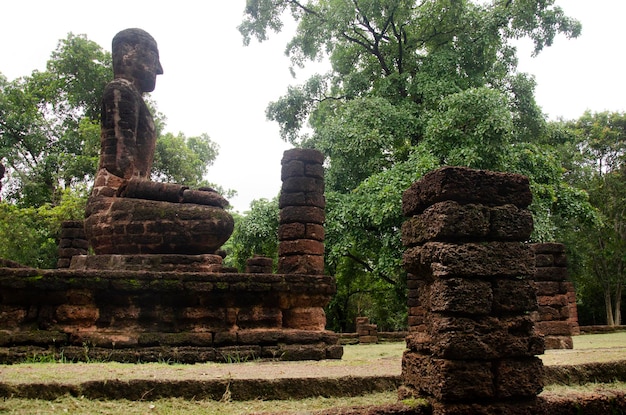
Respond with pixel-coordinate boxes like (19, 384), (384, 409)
(103, 78), (140, 100)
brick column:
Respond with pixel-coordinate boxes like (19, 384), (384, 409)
(400, 167), (545, 414)
(532, 242), (578, 347)
(57, 220), (88, 268)
(278, 149), (325, 275)
(356, 317), (378, 344)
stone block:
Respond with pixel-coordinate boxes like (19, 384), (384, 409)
(543, 335), (573, 349)
(402, 167), (532, 216)
(534, 281), (567, 296)
(430, 278), (492, 315)
(236, 307), (283, 329)
(278, 255), (324, 275)
(55, 304), (99, 326)
(282, 176), (324, 193)
(359, 335), (378, 344)
(279, 191), (326, 208)
(282, 148), (325, 165)
(495, 357), (544, 399)
(531, 242), (565, 255)
(534, 267), (568, 282)
(281, 159), (304, 179)
(283, 307), (326, 330)
(537, 293), (568, 307)
(535, 320), (572, 336)
(492, 279), (537, 314)
(279, 206), (325, 224)
(401, 202), (490, 246)
(278, 239), (325, 256)
(279, 223), (325, 241)
(535, 253), (555, 267)
(489, 204), (534, 241)
(402, 353), (495, 402)
(403, 242), (535, 278)
(408, 315), (544, 359)
(304, 163), (324, 179)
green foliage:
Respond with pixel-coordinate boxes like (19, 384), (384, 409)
(0, 187), (87, 268)
(555, 111), (626, 326)
(240, 0), (585, 331)
(424, 87), (513, 170)
(152, 132), (219, 187)
(0, 34), (110, 207)
(222, 198), (279, 272)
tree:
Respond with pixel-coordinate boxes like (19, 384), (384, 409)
(152, 132), (220, 187)
(240, 0), (587, 330)
(222, 198), (279, 271)
(0, 34), (109, 207)
(558, 111), (626, 326)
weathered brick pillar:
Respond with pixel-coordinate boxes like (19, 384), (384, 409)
(566, 282), (581, 335)
(400, 167), (545, 414)
(278, 149), (325, 275)
(245, 255), (273, 273)
(532, 243), (578, 347)
(57, 220), (88, 268)
(356, 317), (378, 344)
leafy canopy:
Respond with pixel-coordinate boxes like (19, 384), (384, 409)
(238, 0), (586, 330)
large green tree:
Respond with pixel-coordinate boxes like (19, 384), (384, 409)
(557, 111), (626, 326)
(240, 0), (589, 331)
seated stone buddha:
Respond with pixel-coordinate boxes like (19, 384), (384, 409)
(84, 28), (233, 255)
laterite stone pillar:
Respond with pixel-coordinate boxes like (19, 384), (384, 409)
(532, 242), (579, 348)
(400, 167), (545, 415)
(278, 149), (325, 275)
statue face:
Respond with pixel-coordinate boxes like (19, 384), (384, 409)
(131, 41), (163, 93)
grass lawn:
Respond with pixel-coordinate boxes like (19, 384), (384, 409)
(0, 332), (624, 414)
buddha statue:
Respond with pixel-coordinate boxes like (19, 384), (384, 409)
(84, 28), (233, 256)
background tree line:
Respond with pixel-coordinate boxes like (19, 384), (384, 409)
(230, 0), (624, 330)
(1, 1), (624, 330)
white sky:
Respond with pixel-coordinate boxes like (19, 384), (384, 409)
(1, 1), (625, 212)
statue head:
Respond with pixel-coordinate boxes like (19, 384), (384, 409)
(112, 28), (163, 93)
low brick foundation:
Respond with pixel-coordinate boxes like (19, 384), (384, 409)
(0, 266), (342, 363)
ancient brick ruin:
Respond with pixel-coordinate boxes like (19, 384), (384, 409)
(400, 167), (545, 414)
(531, 242), (579, 348)
(0, 148), (341, 363)
(0, 28), (341, 363)
(356, 317), (379, 344)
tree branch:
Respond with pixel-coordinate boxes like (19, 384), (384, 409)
(344, 251), (397, 286)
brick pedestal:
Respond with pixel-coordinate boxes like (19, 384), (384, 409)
(400, 167), (545, 414)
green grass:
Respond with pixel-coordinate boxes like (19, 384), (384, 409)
(0, 333), (625, 414)
(0, 392), (400, 415)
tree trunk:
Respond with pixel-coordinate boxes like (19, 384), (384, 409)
(605, 288), (615, 326)
(614, 282), (622, 326)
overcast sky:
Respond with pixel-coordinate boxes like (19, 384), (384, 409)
(1, 1), (625, 212)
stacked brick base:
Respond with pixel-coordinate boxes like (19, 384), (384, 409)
(400, 167), (545, 414)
